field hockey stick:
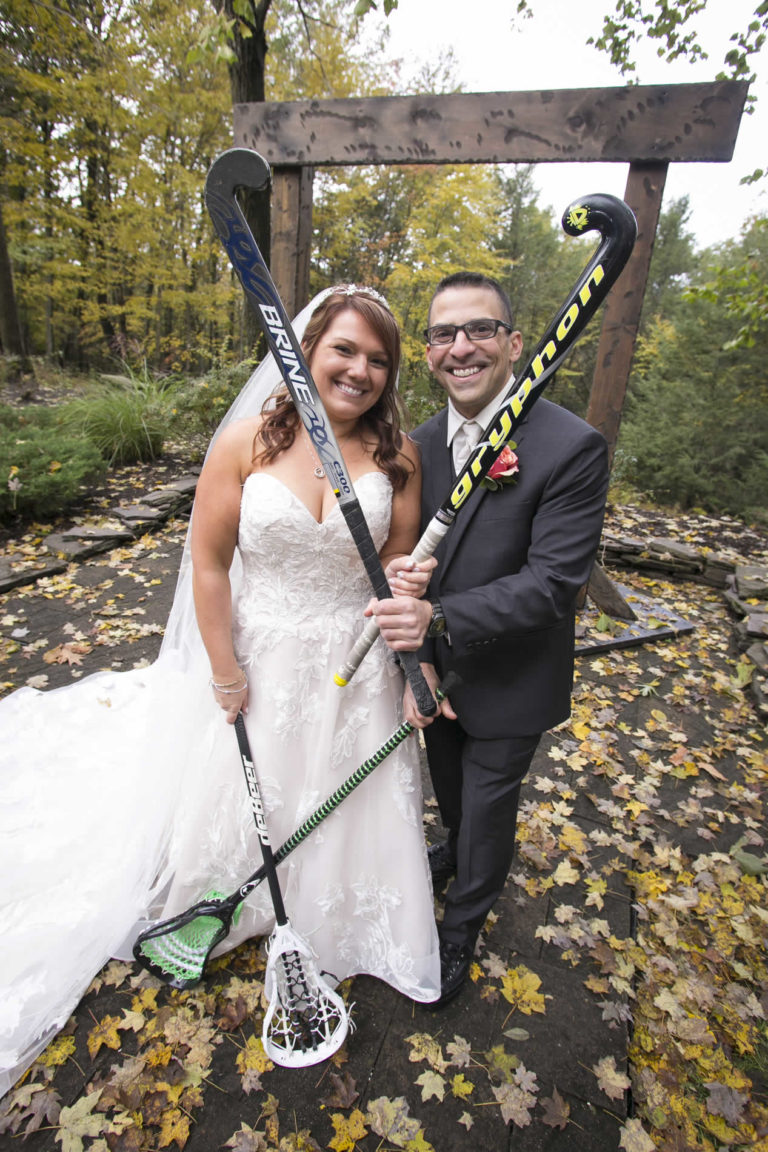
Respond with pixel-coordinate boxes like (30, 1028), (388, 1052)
(204, 147), (436, 719)
(334, 192), (637, 687)
(133, 675), (457, 993)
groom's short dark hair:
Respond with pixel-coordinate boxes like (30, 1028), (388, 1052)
(428, 272), (514, 328)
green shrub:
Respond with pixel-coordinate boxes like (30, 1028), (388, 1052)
(59, 368), (175, 465)
(168, 361), (256, 451)
(1, 422), (106, 524)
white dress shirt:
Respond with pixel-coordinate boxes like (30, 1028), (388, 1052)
(446, 382), (515, 473)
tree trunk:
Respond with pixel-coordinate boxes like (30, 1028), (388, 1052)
(0, 196), (34, 386)
(215, 0), (272, 353)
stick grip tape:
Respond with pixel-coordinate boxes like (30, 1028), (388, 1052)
(341, 500), (436, 716)
(334, 513), (452, 687)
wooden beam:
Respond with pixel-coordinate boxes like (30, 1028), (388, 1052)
(234, 81), (747, 167)
(586, 160), (668, 465)
(270, 166), (314, 316)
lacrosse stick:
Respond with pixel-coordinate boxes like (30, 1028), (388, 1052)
(231, 712), (349, 1067)
(334, 192), (638, 686)
(231, 714), (347, 1064)
(204, 147), (436, 719)
(133, 676), (458, 992)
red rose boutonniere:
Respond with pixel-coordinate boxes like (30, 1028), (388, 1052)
(482, 442), (519, 491)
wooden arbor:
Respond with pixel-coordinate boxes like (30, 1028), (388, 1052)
(233, 80), (747, 466)
(233, 82), (747, 623)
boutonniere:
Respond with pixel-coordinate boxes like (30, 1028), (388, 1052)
(482, 442), (519, 491)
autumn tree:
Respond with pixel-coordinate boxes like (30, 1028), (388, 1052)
(617, 214), (768, 519)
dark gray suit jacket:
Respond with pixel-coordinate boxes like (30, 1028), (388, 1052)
(414, 397), (609, 739)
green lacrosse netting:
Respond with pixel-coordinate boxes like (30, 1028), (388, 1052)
(135, 890), (243, 987)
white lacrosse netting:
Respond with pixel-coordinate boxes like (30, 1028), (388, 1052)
(262, 922), (350, 1068)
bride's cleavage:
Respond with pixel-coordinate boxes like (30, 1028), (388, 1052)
(250, 471), (336, 525)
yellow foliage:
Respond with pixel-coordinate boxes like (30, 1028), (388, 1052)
(87, 1014), (122, 1059)
(326, 1107), (367, 1150)
(451, 1073), (475, 1100)
(235, 1034), (273, 1075)
(158, 1106), (191, 1149)
(38, 1034), (76, 1067)
(500, 966), (546, 1015)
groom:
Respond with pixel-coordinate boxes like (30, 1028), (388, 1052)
(374, 271), (610, 1007)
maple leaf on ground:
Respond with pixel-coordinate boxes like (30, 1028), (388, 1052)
(484, 1043), (520, 1083)
(365, 1096), (421, 1146)
(38, 1035), (76, 1068)
(481, 952), (508, 978)
(222, 975), (264, 1011)
(215, 996), (248, 1032)
(279, 1131), (322, 1152)
(101, 961), (133, 989)
(618, 1117), (656, 1152)
(445, 1034), (472, 1067)
(551, 859), (581, 886)
(239, 1068), (263, 1096)
(705, 1080), (748, 1125)
(328, 1108), (368, 1152)
(54, 1089), (104, 1152)
(236, 1034), (273, 1083)
(43, 642), (91, 666)
(87, 1014), (123, 1058)
(500, 965), (546, 1016)
(157, 1107), (190, 1149)
(593, 1055), (631, 1101)
(492, 1081), (536, 1127)
(224, 1123), (269, 1152)
(415, 1071), (445, 1102)
(404, 1032), (448, 1072)
(540, 1086), (570, 1129)
(451, 1073), (475, 1100)
(4, 1084), (61, 1138)
(458, 1111), (474, 1130)
(318, 1070), (359, 1109)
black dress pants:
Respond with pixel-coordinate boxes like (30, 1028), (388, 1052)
(424, 715), (540, 948)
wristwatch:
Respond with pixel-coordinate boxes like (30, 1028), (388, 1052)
(427, 600), (447, 638)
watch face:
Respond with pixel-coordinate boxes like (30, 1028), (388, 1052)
(429, 606), (446, 636)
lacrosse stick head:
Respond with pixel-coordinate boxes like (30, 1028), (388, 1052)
(133, 890), (242, 989)
(262, 922), (350, 1068)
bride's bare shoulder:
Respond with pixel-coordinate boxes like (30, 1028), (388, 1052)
(208, 417), (263, 454)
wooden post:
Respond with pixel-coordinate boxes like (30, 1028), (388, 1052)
(585, 160), (668, 466)
(270, 166), (314, 317)
(580, 160), (668, 621)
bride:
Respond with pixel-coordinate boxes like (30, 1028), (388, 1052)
(0, 285), (440, 1095)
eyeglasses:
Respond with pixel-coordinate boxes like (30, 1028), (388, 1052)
(423, 318), (514, 346)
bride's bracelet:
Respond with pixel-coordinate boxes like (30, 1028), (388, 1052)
(210, 676), (247, 693)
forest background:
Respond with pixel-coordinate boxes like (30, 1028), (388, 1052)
(1, 0), (767, 528)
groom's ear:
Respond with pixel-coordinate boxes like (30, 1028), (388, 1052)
(507, 331), (524, 368)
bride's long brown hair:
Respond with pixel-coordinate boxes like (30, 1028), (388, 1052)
(254, 289), (413, 491)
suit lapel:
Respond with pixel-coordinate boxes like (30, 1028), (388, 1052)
(420, 412), (452, 519)
(440, 476), (489, 576)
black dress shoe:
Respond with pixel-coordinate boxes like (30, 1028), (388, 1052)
(427, 841), (457, 884)
(428, 939), (473, 1008)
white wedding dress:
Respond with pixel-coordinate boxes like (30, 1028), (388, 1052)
(0, 468), (440, 1095)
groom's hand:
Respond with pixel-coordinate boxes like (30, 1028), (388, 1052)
(364, 595), (432, 651)
(403, 663), (457, 728)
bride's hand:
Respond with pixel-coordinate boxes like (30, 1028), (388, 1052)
(210, 674), (249, 724)
(384, 555), (437, 598)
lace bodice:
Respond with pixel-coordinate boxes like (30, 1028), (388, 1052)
(233, 470), (393, 655)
